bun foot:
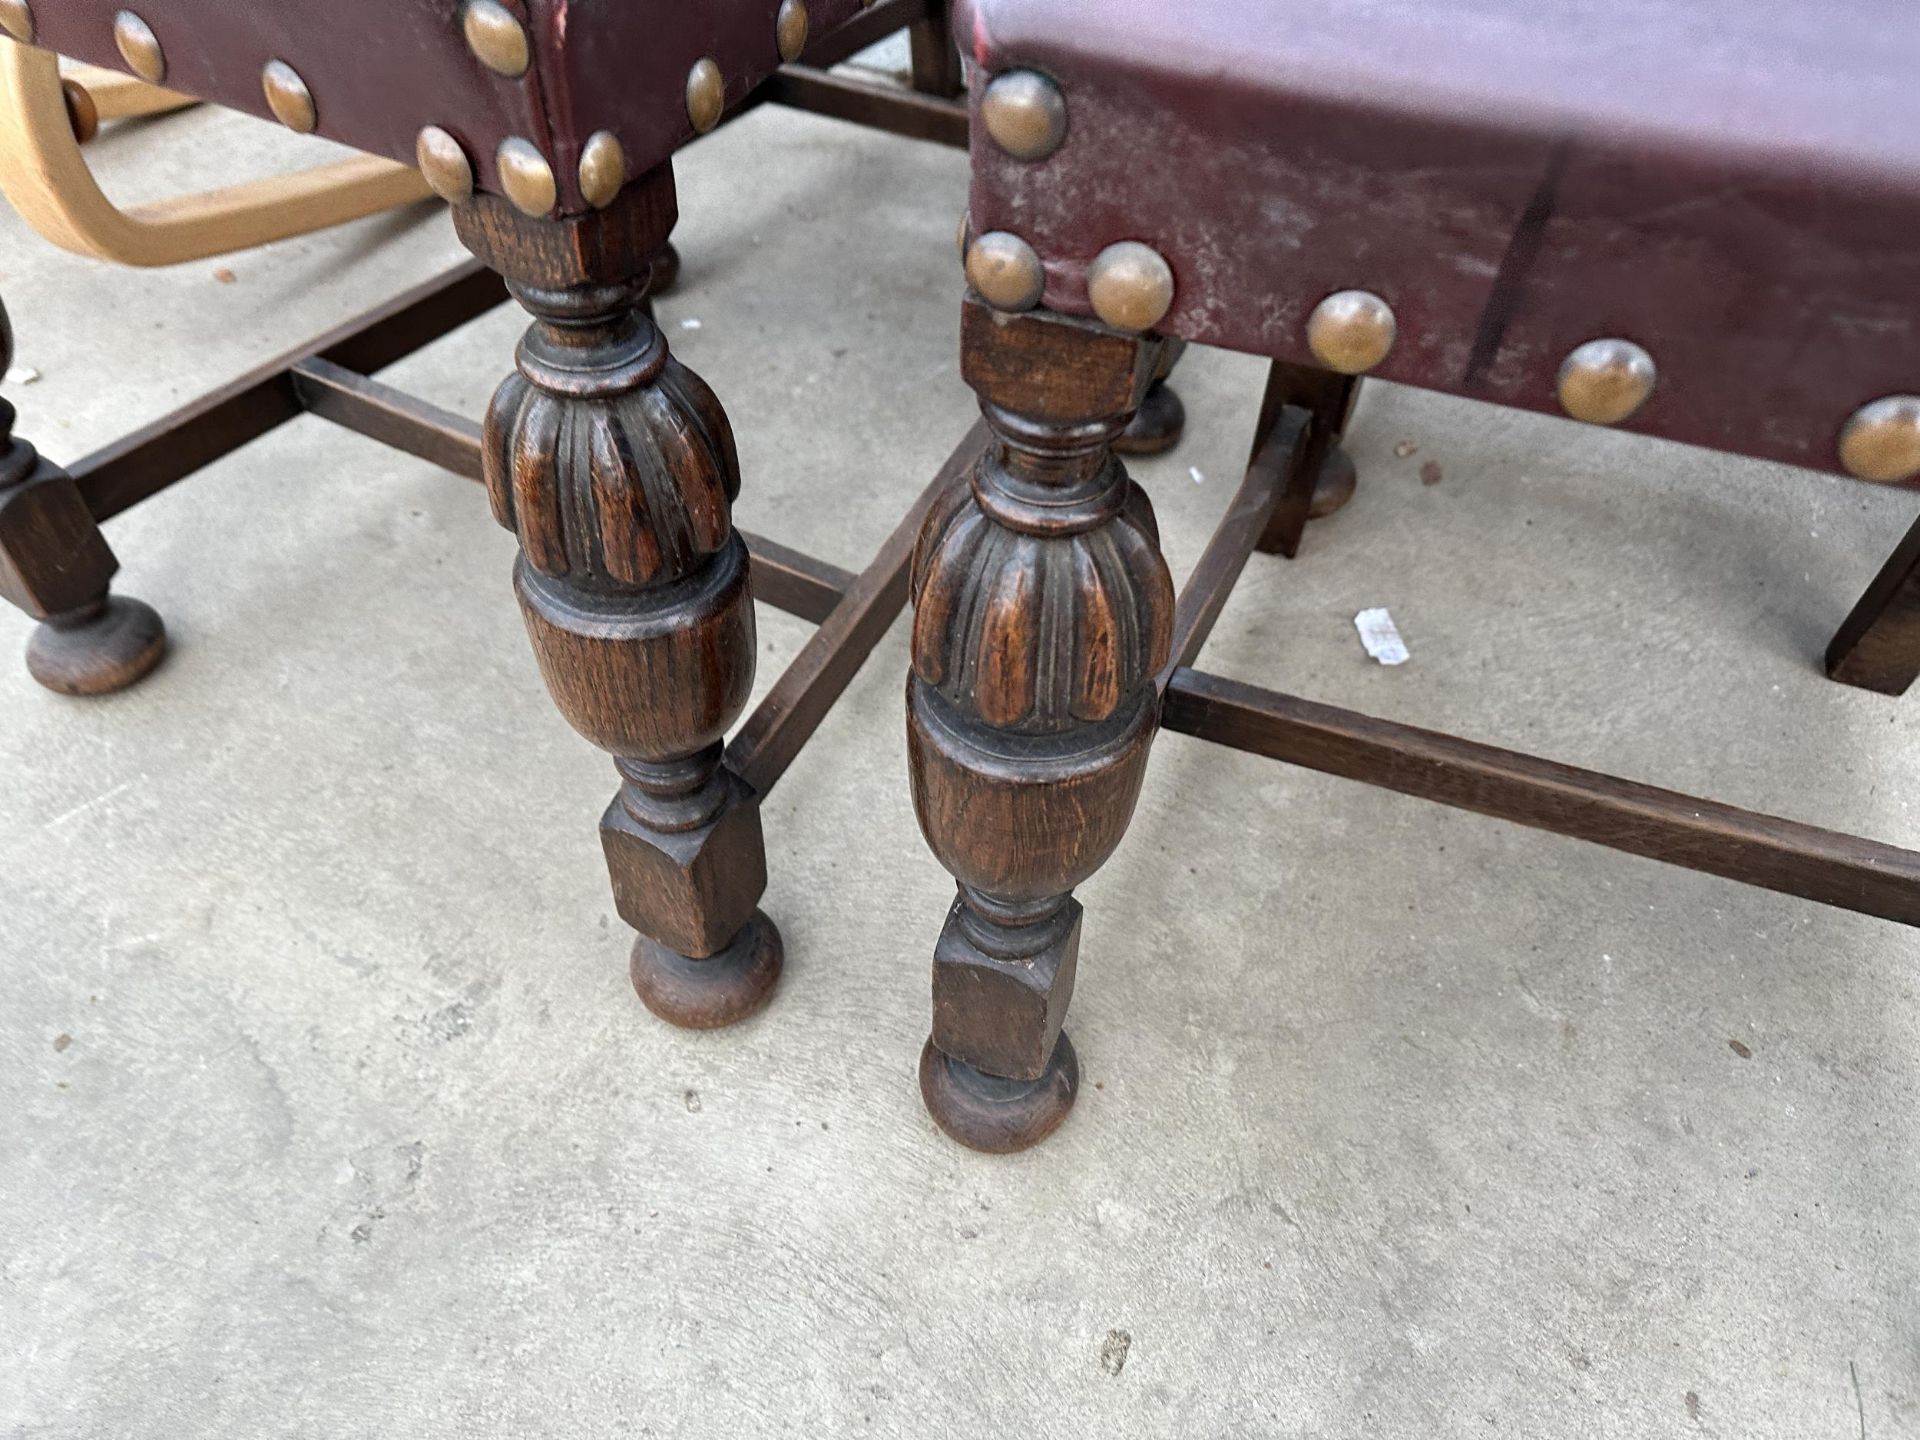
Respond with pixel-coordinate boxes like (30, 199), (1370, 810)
(1112, 379), (1185, 457)
(26, 596), (166, 696)
(646, 242), (681, 298)
(1310, 443), (1358, 519)
(919, 1031), (1079, 1153)
(629, 908), (783, 1030)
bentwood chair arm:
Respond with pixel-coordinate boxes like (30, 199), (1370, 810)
(0, 41), (431, 267)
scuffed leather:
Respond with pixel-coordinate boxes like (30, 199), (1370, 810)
(959, 0), (1920, 476)
(27, 0), (868, 214)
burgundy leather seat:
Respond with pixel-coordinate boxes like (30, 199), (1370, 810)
(958, 0), (1920, 478)
(22, 0), (868, 215)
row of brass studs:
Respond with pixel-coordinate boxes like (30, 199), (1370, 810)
(970, 67), (1920, 484)
(5, 0), (860, 221)
(423, 0), (868, 215)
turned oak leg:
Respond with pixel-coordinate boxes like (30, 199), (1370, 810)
(454, 169), (780, 1028)
(1254, 360), (1361, 558)
(1113, 338), (1188, 458)
(907, 297), (1175, 1151)
(1826, 511), (1920, 696)
(0, 296), (165, 694)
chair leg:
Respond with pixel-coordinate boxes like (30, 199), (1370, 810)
(1826, 510), (1920, 696)
(0, 297), (165, 695)
(1254, 360), (1361, 558)
(647, 241), (680, 298)
(907, 297), (1176, 1152)
(453, 168), (780, 1029)
(908, 3), (966, 98)
(1113, 339), (1188, 457)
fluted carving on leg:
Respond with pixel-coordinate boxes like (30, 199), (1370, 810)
(908, 297), (1174, 1151)
(457, 176), (779, 1028)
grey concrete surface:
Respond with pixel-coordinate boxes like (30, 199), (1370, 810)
(3, 89), (1918, 1440)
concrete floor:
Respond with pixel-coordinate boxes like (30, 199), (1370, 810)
(3, 79), (1918, 1440)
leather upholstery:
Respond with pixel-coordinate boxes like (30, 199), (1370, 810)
(19, 0), (868, 215)
(959, 0), (1920, 478)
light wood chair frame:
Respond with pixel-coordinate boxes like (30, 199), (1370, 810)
(0, 41), (429, 267)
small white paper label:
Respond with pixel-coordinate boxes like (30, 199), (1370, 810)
(1354, 607), (1410, 666)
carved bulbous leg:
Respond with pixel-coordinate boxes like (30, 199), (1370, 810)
(455, 171), (779, 1028)
(907, 298), (1176, 1152)
(0, 298), (165, 694)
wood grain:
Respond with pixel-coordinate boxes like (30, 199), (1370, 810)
(1161, 666), (1920, 927)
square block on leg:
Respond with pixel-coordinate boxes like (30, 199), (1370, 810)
(931, 896), (1081, 1083)
(601, 772), (766, 959)
(0, 468), (116, 620)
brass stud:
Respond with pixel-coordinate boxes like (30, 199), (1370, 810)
(496, 137), (556, 217)
(1087, 241), (1175, 333)
(686, 57), (725, 134)
(577, 130), (626, 210)
(113, 11), (165, 84)
(965, 231), (1045, 313)
(981, 70), (1068, 162)
(1556, 338), (1657, 426)
(1306, 290), (1396, 375)
(261, 60), (316, 134)
(462, 0), (530, 78)
(1839, 395), (1920, 484)
(776, 0), (809, 63)
(415, 126), (474, 204)
(0, 0), (33, 45)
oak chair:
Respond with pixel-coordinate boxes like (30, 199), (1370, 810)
(0, 0), (976, 1037)
(921, 0), (1920, 1149)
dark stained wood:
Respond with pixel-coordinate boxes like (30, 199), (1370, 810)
(1113, 340), (1188, 458)
(799, 0), (936, 70)
(1163, 407), (1306, 679)
(919, 1033), (1080, 1154)
(1161, 666), (1920, 927)
(1112, 379), (1187, 457)
(631, 910), (784, 1029)
(728, 421), (988, 797)
(736, 535), (856, 627)
(283, 357), (855, 626)
(457, 169), (781, 1025)
(760, 66), (969, 148)
(720, 1), (968, 147)
(454, 178), (679, 290)
(291, 359), (481, 480)
(19, 595), (166, 696)
(72, 261), (507, 522)
(1253, 360), (1362, 558)
(908, 5), (967, 99)
(1826, 510), (1920, 695)
(0, 294), (165, 695)
(58, 18), (956, 532)
(646, 242), (682, 297)
(909, 299), (1175, 1151)
(960, 296), (1160, 423)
